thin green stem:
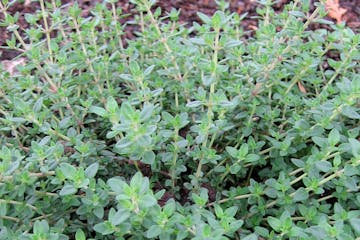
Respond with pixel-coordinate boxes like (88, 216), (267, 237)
(1, 171), (55, 182)
(321, 45), (357, 94)
(111, 2), (124, 50)
(71, 16), (103, 95)
(40, 0), (54, 63)
(0, 199), (38, 212)
(171, 128), (179, 188)
(0, 215), (20, 222)
(145, 5), (183, 82)
(196, 28), (220, 179)
(207, 193), (253, 207)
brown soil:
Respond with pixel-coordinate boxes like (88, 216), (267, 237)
(1, 0), (359, 61)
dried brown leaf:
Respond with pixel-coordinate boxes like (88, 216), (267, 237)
(251, 82), (262, 96)
(1, 58), (26, 76)
(297, 81), (307, 93)
(325, 0), (347, 24)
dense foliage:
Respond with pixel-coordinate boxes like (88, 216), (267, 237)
(0, 0), (359, 239)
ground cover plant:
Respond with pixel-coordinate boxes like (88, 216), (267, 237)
(0, 0), (359, 239)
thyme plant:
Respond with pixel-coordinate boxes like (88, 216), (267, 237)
(0, 0), (359, 239)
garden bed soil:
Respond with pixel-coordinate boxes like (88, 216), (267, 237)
(1, 0), (359, 61)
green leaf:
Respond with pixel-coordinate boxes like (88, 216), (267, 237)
(89, 106), (107, 117)
(59, 184), (77, 196)
(106, 96), (119, 113)
(314, 19), (334, 25)
(211, 11), (222, 29)
(255, 226), (269, 237)
(245, 154), (260, 163)
(93, 221), (115, 235)
(107, 178), (125, 194)
(197, 12), (211, 24)
(33, 220), (49, 234)
(328, 59), (341, 69)
(189, 37), (207, 46)
(85, 162), (99, 178)
(146, 225), (162, 238)
(144, 65), (155, 75)
(349, 138), (360, 158)
(242, 234), (258, 240)
(289, 226), (309, 238)
(315, 161), (332, 172)
(68, 2), (81, 18)
(115, 138), (132, 149)
(186, 101), (203, 108)
(230, 219), (244, 231)
(0, 203), (7, 216)
(59, 163), (77, 180)
(350, 218), (360, 234)
(33, 97), (43, 113)
(130, 172), (143, 188)
(312, 136), (327, 148)
(344, 176), (358, 191)
(328, 129), (340, 146)
(224, 40), (242, 48)
(293, 187), (309, 202)
(344, 165), (358, 176)
(289, 10), (306, 18)
(214, 204), (223, 218)
(110, 209), (130, 226)
(192, 193), (205, 206)
(267, 217), (281, 232)
(140, 104), (154, 122)
(341, 106), (360, 119)
(202, 75), (215, 86)
(140, 194), (157, 208)
(226, 146), (238, 158)
(163, 199), (176, 216)
(291, 158), (305, 168)
(129, 61), (141, 76)
(142, 150), (155, 164)
(75, 229), (86, 240)
(224, 206), (238, 217)
(120, 102), (134, 121)
(230, 164), (241, 174)
(93, 206), (104, 219)
(238, 143), (249, 157)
